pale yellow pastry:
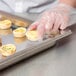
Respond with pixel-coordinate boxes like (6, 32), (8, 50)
(13, 20), (28, 27)
(0, 44), (16, 56)
(26, 30), (38, 41)
(13, 27), (26, 37)
(0, 20), (12, 29)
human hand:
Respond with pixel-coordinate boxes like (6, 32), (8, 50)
(28, 3), (74, 39)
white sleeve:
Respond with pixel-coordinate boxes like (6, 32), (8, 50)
(2, 0), (56, 13)
(0, 0), (12, 12)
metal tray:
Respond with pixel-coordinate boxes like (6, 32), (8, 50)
(0, 11), (72, 70)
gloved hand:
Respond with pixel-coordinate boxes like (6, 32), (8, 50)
(28, 3), (75, 39)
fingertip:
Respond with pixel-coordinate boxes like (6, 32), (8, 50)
(28, 26), (34, 31)
(28, 24), (37, 31)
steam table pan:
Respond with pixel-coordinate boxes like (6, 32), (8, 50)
(0, 11), (72, 70)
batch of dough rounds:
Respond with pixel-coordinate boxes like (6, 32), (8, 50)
(0, 19), (39, 58)
(13, 27), (38, 41)
(0, 19), (60, 57)
(13, 20), (29, 27)
(26, 30), (38, 41)
(13, 27), (26, 37)
(0, 44), (16, 57)
(0, 20), (12, 29)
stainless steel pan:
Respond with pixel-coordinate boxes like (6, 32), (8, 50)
(0, 11), (72, 70)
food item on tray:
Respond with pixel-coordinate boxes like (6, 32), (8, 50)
(26, 30), (38, 41)
(0, 20), (12, 29)
(0, 44), (16, 56)
(13, 20), (29, 27)
(13, 27), (26, 37)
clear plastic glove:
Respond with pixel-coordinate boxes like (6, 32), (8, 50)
(28, 3), (75, 39)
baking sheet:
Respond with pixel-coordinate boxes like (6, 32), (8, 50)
(0, 11), (72, 70)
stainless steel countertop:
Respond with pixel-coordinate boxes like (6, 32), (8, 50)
(0, 13), (76, 76)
